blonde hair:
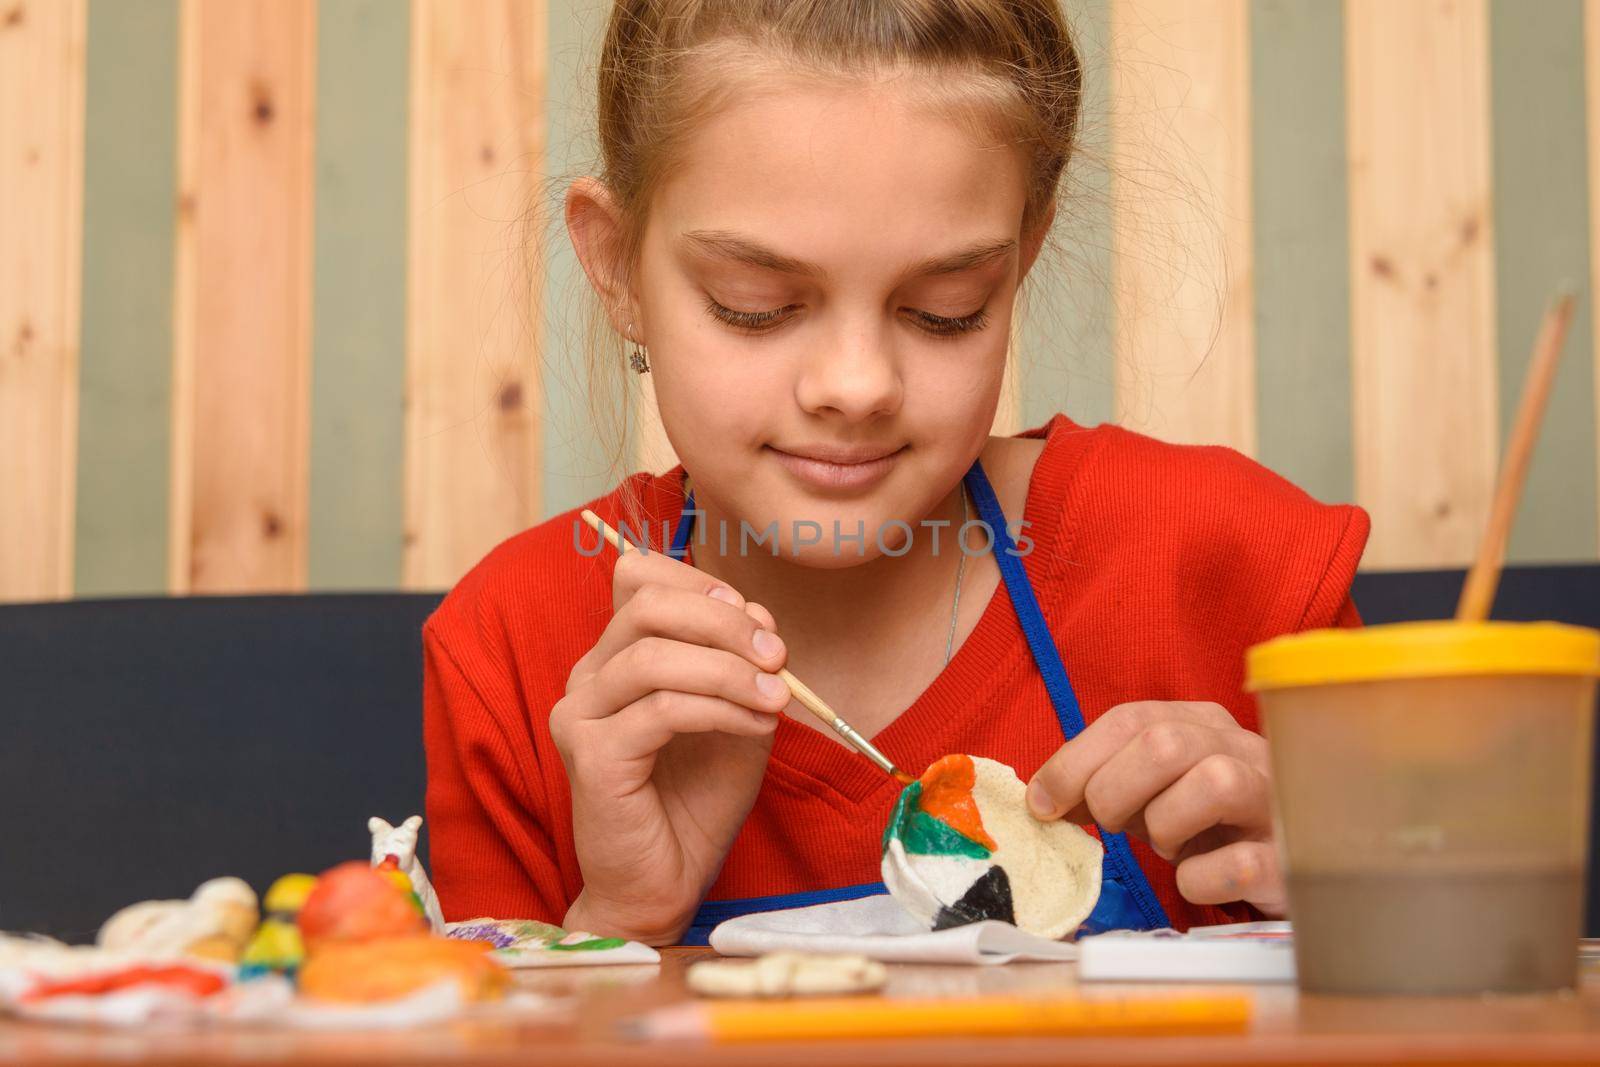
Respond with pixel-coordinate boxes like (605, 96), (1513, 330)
(552, 0), (1085, 528)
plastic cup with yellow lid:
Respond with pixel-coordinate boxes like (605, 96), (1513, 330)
(1246, 620), (1600, 996)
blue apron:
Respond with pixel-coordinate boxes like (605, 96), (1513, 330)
(669, 456), (1169, 944)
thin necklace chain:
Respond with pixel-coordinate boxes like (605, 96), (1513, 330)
(944, 480), (969, 667)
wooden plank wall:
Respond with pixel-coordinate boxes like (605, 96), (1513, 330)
(1108, 0), (1256, 455)
(0, 0), (85, 602)
(8, 0), (1600, 603)
(1346, 0), (1499, 570)
(170, 0), (317, 592)
(404, 0), (546, 589)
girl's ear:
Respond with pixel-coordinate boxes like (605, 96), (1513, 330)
(566, 176), (636, 339)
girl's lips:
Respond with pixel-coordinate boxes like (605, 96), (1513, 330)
(767, 444), (906, 491)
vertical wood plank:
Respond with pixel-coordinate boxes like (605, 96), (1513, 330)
(1347, 0), (1498, 569)
(1108, 0), (1255, 455)
(0, 0), (86, 602)
(171, 0), (316, 593)
(75, 0), (178, 598)
(1251, 0), (1354, 506)
(405, 0), (547, 587)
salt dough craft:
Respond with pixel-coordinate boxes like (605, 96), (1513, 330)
(445, 918), (660, 968)
(881, 754), (1102, 939)
(239, 873), (318, 980)
(686, 952), (887, 998)
(96, 877), (259, 962)
(296, 936), (507, 1004)
(368, 815), (446, 933)
(297, 861), (430, 950)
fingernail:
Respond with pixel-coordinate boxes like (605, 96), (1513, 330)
(1026, 778), (1056, 819)
(752, 629), (783, 658)
(756, 672), (789, 701)
(708, 585), (739, 604)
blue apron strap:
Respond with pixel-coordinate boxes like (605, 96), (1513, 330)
(962, 459), (1171, 933)
(669, 488), (696, 558)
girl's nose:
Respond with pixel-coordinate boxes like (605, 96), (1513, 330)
(793, 320), (904, 422)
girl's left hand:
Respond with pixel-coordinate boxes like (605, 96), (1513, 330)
(1025, 701), (1286, 916)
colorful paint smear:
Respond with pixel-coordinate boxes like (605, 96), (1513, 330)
(883, 781), (992, 861)
(916, 753), (998, 850)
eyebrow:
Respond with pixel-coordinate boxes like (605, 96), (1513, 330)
(680, 229), (1017, 280)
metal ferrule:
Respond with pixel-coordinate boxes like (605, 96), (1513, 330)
(829, 717), (900, 778)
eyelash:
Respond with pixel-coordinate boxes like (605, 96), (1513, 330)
(703, 296), (991, 339)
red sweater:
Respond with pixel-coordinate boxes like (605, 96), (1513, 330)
(422, 412), (1370, 934)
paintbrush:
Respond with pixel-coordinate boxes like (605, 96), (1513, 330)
(580, 508), (917, 786)
(1456, 291), (1577, 621)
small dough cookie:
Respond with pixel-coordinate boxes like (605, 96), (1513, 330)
(686, 952), (887, 998)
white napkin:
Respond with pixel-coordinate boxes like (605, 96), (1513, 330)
(707, 894), (1079, 965)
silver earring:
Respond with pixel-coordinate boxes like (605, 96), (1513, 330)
(626, 322), (650, 374)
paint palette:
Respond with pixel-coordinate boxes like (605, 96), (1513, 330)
(880, 754), (1102, 940)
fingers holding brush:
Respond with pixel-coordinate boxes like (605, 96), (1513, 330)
(573, 581), (788, 692)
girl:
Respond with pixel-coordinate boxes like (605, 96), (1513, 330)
(423, 0), (1369, 946)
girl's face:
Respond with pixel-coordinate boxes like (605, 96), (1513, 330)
(634, 70), (1043, 566)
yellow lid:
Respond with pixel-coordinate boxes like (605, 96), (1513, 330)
(1246, 620), (1600, 691)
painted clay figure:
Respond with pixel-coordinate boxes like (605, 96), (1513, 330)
(881, 754), (1102, 939)
(368, 815), (446, 932)
(96, 877), (259, 962)
(239, 873), (318, 980)
(296, 936), (507, 1004)
(298, 861), (429, 950)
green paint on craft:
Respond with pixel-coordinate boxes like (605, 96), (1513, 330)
(882, 781), (993, 861)
(901, 811), (993, 860)
(548, 936), (628, 952)
(882, 781), (919, 855)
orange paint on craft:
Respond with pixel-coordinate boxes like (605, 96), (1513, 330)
(916, 753), (997, 851)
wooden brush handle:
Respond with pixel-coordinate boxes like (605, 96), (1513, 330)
(774, 668), (839, 727)
(1456, 293), (1576, 621)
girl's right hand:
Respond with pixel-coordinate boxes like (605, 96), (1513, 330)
(551, 545), (791, 945)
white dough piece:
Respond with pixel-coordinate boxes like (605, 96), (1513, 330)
(686, 952), (887, 998)
(972, 757), (1102, 938)
(96, 877), (258, 959)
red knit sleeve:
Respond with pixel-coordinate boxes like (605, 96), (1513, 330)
(422, 619), (570, 924)
(1294, 503), (1371, 632)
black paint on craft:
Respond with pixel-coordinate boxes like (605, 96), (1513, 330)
(932, 864), (1016, 929)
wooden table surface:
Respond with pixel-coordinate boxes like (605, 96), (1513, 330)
(5, 948), (1600, 1067)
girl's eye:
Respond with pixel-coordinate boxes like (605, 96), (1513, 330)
(702, 297), (991, 338)
(911, 307), (991, 338)
(704, 296), (791, 333)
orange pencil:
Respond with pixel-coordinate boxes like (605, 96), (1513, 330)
(620, 991), (1253, 1042)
